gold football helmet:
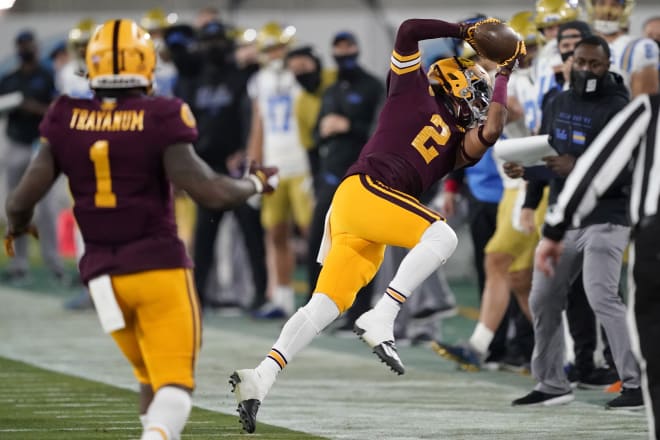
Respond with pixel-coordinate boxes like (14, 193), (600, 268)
(233, 27), (258, 47)
(86, 19), (156, 90)
(509, 11), (544, 48)
(585, 0), (634, 35)
(140, 8), (177, 33)
(534, 0), (580, 29)
(428, 57), (492, 126)
(68, 18), (97, 60)
(256, 21), (296, 51)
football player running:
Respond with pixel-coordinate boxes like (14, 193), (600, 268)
(4, 19), (277, 440)
(230, 17), (524, 433)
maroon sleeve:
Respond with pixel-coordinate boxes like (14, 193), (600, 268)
(156, 98), (198, 148)
(389, 19), (463, 97)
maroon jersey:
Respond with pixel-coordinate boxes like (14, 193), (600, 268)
(40, 95), (198, 283)
(346, 22), (465, 197)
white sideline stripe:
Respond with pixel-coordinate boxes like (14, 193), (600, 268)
(0, 287), (649, 440)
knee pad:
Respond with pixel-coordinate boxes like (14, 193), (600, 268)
(420, 221), (458, 264)
(301, 293), (341, 331)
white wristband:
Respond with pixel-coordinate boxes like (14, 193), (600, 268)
(246, 174), (263, 194)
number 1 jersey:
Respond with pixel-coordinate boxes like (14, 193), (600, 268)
(346, 48), (465, 197)
(39, 94), (198, 283)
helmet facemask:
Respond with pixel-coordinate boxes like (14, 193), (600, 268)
(429, 57), (492, 128)
(585, 0), (634, 35)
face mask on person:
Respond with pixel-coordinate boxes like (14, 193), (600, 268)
(17, 50), (36, 63)
(295, 71), (321, 93)
(570, 69), (605, 96)
(206, 42), (232, 67)
(334, 53), (359, 71)
(560, 50), (574, 63)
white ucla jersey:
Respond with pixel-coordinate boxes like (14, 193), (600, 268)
(508, 67), (539, 135)
(249, 61), (308, 177)
(153, 58), (178, 97)
(609, 34), (660, 93)
(56, 61), (92, 99)
(533, 40), (562, 132)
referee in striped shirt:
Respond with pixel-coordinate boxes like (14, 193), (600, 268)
(538, 93), (660, 440)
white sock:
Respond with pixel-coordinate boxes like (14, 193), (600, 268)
(139, 414), (149, 429)
(274, 285), (295, 315)
(141, 386), (192, 440)
(469, 322), (494, 355)
(255, 293), (340, 386)
(373, 285), (408, 322)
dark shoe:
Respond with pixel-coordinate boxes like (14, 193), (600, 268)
(578, 367), (619, 390)
(411, 304), (458, 322)
(431, 340), (482, 372)
(229, 370), (269, 433)
(565, 363), (580, 388)
(251, 302), (287, 319)
(512, 390), (574, 406)
(410, 332), (434, 347)
(499, 352), (531, 375)
(64, 291), (95, 310)
(1, 269), (29, 286)
(606, 387), (644, 410)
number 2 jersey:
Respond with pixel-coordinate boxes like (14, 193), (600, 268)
(346, 23), (466, 198)
(39, 94), (198, 283)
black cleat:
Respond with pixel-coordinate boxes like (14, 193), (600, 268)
(354, 324), (405, 375)
(373, 341), (405, 375)
(229, 372), (259, 433)
(237, 399), (260, 433)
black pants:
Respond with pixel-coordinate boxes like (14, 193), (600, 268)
(467, 194), (510, 359)
(193, 203), (267, 310)
(632, 217), (660, 439)
(307, 180), (374, 323)
(467, 194), (498, 295)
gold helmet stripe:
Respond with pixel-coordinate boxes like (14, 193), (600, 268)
(112, 19), (121, 75)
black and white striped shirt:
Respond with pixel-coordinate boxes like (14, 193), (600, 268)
(543, 93), (660, 241)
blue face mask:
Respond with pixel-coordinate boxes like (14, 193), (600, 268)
(334, 53), (359, 71)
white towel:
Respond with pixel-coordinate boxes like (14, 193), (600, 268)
(316, 207), (332, 265)
(88, 275), (126, 333)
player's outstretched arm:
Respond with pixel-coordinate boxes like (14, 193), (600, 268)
(164, 143), (276, 210)
(6, 142), (59, 235)
(457, 85), (507, 168)
(394, 19), (465, 54)
(456, 59), (523, 169)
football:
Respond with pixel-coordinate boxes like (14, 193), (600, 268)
(471, 21), (522, 64)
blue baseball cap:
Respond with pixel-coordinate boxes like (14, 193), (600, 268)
(332, 31), (357, 46)
(15, 29), (35, 44)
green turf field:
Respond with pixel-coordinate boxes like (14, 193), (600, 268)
(0, 356), (325, 439)
(0, 284), (649, 440)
